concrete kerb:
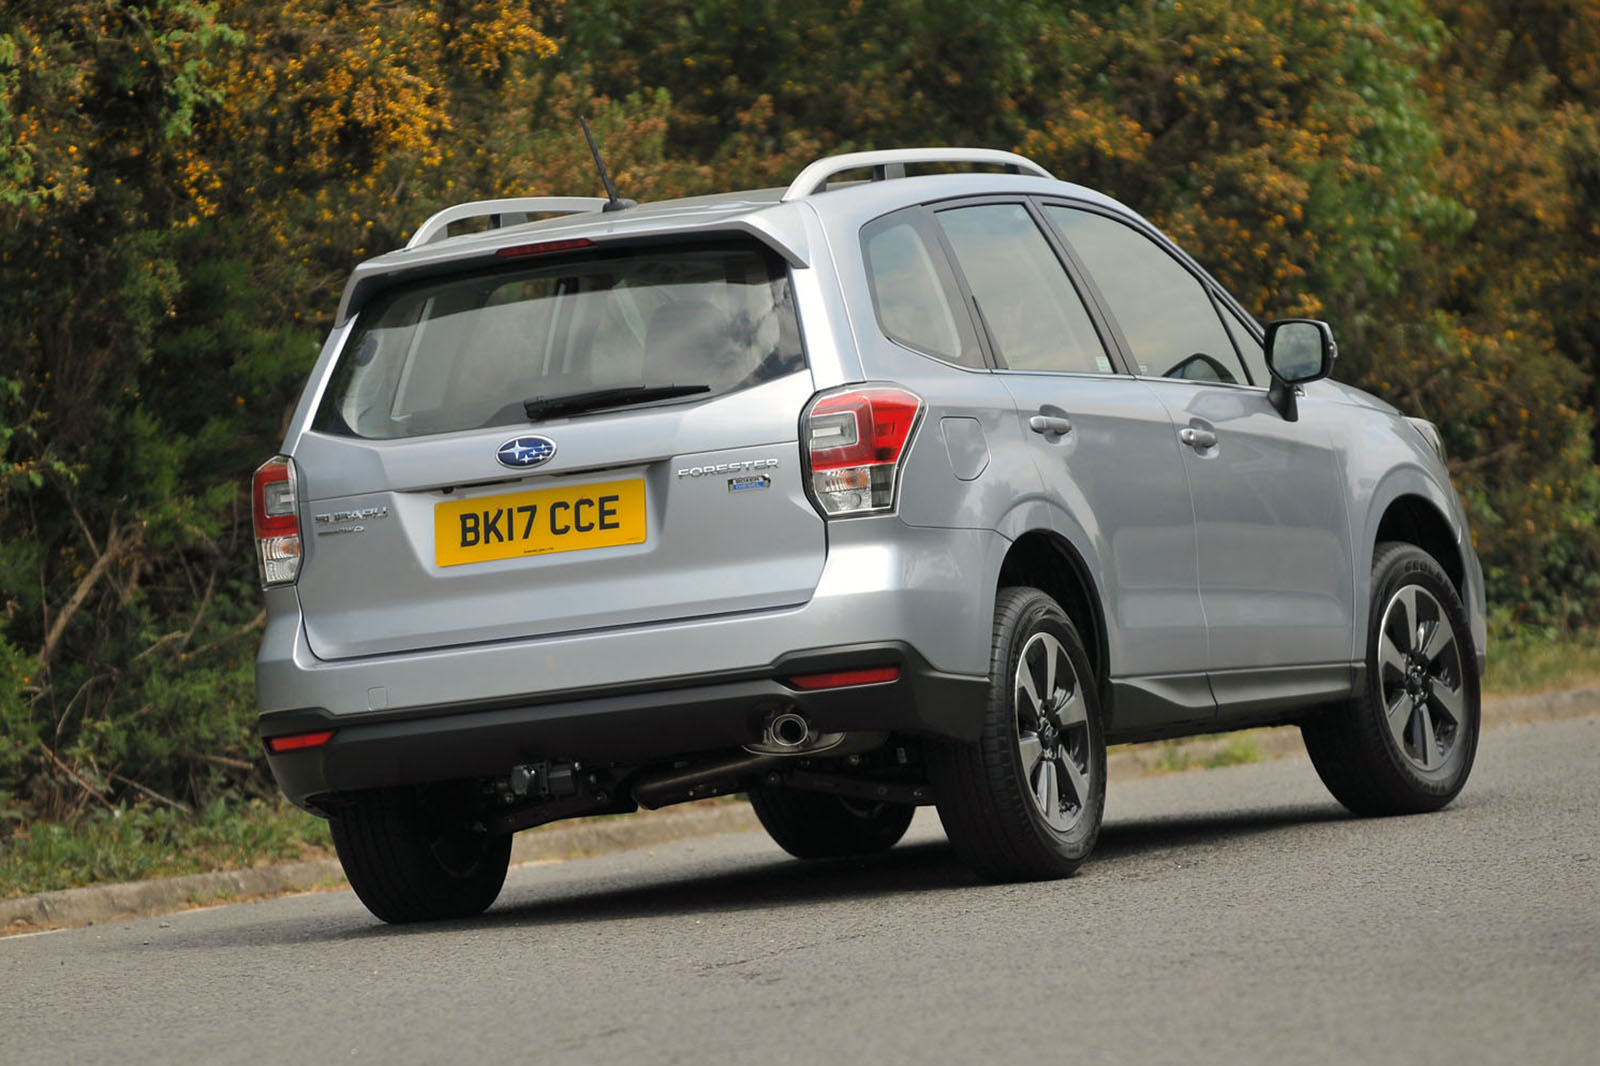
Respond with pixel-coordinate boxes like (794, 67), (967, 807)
(6, 686), (1597, 935)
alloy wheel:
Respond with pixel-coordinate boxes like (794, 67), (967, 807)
(1377, 584), (1468, 773)
(1014, 631), (1093, 832)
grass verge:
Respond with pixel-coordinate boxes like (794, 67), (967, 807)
(1, 797), (330, 900)
(1146, 733), (1265, 773)
(1482, 621), (1600, 696)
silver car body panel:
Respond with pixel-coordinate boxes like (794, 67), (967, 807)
(257, 520), (1006, 716)
(1140, 376), (1355, 670)
(997, 371), (1209, 677)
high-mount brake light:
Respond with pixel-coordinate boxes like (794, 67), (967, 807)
(786, 666), (901, 690)
(802, 385), (923, 517)
(265, 730), (335, 754)
(497, 237), (595, 259)
(252, 456), (301, 587)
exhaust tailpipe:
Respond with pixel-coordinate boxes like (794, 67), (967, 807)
(767, 712), (813, 750)
(744, 709), (852, 756)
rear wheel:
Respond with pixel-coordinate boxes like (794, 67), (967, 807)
(1302, 541), (1480, 815)
(749, 786), (915, 859)
(929, 586), (1106, 881)
(329, 787), (512, 924)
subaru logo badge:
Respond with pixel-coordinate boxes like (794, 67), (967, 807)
(496, 435), (557, 469)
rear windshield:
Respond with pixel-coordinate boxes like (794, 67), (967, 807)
(314, 242), (805, 439)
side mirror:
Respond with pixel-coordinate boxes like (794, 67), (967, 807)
(1263, 319), (1337, 421)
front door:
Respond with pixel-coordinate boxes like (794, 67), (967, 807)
(1040, 204), (1356, 702)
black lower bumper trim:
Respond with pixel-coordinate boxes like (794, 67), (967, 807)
(261, 642), (987, 811)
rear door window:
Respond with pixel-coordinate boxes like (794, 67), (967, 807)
(315, 242), (805, 439)
(935, 203), (1114, 375)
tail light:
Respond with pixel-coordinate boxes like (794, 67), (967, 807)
(252, 455), (302, 586)
(802, 385), (923, 517)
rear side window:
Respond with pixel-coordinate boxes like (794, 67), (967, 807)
(315, 242), (805, 439)
(861, 210), (983, 367)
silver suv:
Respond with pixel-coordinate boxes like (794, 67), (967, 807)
(254, 148), (1486, 923)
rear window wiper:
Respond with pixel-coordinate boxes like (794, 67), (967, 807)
(521, 384), (710, 421)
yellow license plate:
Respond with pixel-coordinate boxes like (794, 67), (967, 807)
(434, 478), (646, 567)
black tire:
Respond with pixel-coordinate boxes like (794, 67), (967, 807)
(1302, 541), (1481, 816)
(329, 787), (512, 923)
(749, 786), (915, 859)
(928, 586), (1107, 881)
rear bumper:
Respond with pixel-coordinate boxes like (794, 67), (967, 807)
(257, 521), (1006, 810)
(261, 641), (987, 810)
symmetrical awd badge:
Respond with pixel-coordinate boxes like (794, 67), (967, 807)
(497, 435), (557, 469)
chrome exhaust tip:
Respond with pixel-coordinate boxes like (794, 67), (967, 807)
(744, 710), (849, 756)
(767, 712), (813, 749)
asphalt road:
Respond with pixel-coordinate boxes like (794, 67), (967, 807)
(5, 715), (1596, 1066)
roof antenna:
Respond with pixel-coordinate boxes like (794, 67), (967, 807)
(580, 117), (636, 213)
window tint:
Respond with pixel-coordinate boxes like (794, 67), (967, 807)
(936, 204), (1112, 375)
(314, 243), (804, 440)
(861, 211), (979, 365)
(1044, 206), (1247, 385)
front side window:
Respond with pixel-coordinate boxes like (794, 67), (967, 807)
(1044, 206), (1248, 386)
(936, 203), (1113, 375)
(315, 242), (804, 440)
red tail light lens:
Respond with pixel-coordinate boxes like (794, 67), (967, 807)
(265, 729), (335, 754)
(252, 456), (301, 586)
(786, 666), (901, 690)
(802, 385), (923, 516)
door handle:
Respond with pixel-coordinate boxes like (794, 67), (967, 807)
(1179, 426), (1217, 449)
(1029, 415), (1073, 436)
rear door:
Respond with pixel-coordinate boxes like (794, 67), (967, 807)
(930, 200), (1213, 731)
(291, 240), (826, 661)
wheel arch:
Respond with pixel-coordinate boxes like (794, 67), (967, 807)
(1371, 492), (1465, 595)
(1357, 469), (1484, 673)
(996, 528), (1110, 710)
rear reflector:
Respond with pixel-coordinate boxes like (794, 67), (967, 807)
(786, 666), (901, 691)
(265, 730), (335, 754)
(802, 385), (923, 517)
(252, 456), (301, 587)
(498, 237), (595, 259)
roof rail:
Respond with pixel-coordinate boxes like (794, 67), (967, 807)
(406, 196), (609, 249)
(781, 148), (1054, 201)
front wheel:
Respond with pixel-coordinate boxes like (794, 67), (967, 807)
(928, 587), (1107, 881)
(1302, 541), (1480, 816)
(329, 787), (512, 924)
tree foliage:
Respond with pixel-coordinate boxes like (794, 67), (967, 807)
(1, 0), (1597, 823)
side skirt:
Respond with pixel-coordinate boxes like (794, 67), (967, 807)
(1107, 662), (1363, 745)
